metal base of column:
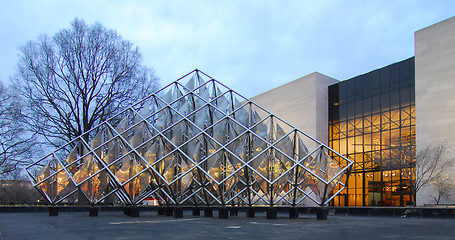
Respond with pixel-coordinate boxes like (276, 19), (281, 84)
(173, 207), (183, 218)
(204, 207), (213, 217)
(89, 207), (98, 217)
(289, 207), (298, 219)
(49, 207), (58, 216)
(229, 207), (238, 216)
(130, 207), (140, 217)
(165, 207), (174, 216)
(218, 207), (228, 219)
(317, 208), (328, 220)
(266, 207), (277, 219)
(246, 208), (255, 218)
(158, 207), (165, 215)
(192, 207), (200, 216)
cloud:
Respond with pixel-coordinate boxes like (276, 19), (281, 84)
(1, 0), (454, 97)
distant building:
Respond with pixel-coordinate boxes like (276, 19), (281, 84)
(253, 16), (455, 206)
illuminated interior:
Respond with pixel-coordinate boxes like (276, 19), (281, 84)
(329, 57), (416, 206)
(27, 70), (353, 207)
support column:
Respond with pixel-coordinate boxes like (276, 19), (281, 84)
(266, 207), (277, 219)
(317, 207), (328, 220)
(246, 207), (255, 218)
(89, 207), (98, 217)
(229, 207), (238, 216)
(130, 206), (140, 217)
(289, 207), (298, 219)
(204, 207), (213, 217)
(158, 206), (165, 215)
(173, 207), (183, 218)
(192, 207), (200, 216)
(218, 207), (228, 219)
(49, 206), (59, 216)
(165, 207), (174, 216)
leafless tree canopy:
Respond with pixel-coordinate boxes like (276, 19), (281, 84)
(0, 83), (36, 176)
(414, 143), (454, 194)
(430, 174), (454, 204)
(14, 18), (158, 148)
(386, 142), (453, 205)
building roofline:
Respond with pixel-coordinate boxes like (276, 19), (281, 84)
(252, 72), (339, 99)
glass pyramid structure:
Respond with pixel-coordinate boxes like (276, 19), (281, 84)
(26, 70), (353, 207)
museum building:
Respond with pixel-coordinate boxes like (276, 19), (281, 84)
(252, 16), (455, 206)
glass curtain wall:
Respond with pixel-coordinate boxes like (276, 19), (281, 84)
(329, 58), (415, 206)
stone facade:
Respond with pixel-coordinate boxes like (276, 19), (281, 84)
(415, 16), (455, 205)
(252, 72), (339, 145)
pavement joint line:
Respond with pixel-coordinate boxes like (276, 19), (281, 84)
(225, 226), (241, 229)
(249, 222), (285, 226)
(109, 218), (200, 225)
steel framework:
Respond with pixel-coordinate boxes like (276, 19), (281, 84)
(26, 70), (353, 208)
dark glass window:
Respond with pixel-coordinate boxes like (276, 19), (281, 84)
(339, 82), (347, 100)
(389, 64), (399, 83)
(346, 79), (355, 96)
(400, 59), (410, 80)
(363, 74), (372, 91)
(400, 87), (410, 106)
(372, 70), (380, 89)
(390, 90), (400, 108)
(372, 95), (381, 114)
(355, 101), (363, 116)
(363, 98), (372, 115)
(380, 67), (389, 86)
(355, 76), (363, 93)
(381, 93), (390, 110)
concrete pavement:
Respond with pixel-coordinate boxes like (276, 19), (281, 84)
(0, 210), (454, 239)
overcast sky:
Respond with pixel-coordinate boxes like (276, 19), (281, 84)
(1, 0), (454, 98)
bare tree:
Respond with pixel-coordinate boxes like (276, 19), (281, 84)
(414, 144), (453, 196)
(0, 83), (36, 176)
(386, 142), (453, 206)
(13, 18), (158, 149)
(399, 143), (454, 206)
(430, 174), (454, 204)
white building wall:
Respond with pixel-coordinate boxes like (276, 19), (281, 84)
(251, 72), (339, 145)
(415, 16), (455, 205)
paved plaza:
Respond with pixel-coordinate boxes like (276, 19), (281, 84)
(0, 210), (454, 239)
